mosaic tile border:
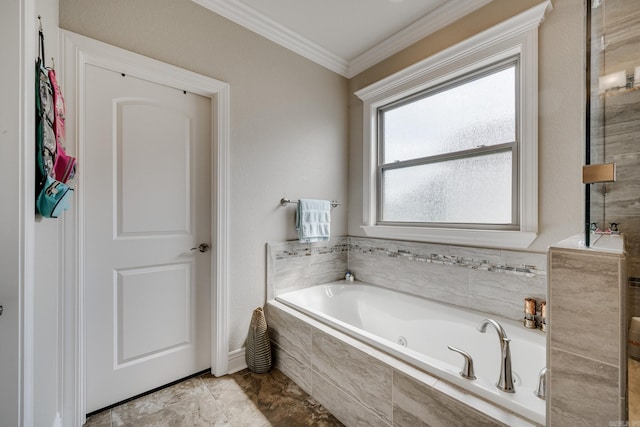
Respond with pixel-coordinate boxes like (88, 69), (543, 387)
(349, 241), (546, 279)
(273, 243), (349, 260)
(272, 238), (546, 279)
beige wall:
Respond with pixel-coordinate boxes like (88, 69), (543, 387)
(59, 0), (584, 374)
(59, 0), (349, 352)
(5, 0), (588, 423)
(348, 0), (585, 253)
(536, 0), (585, 252)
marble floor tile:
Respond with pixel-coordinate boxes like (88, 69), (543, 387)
(627, 358), (640, 424)
(201, 369), (342, 427)
(630, 358), (640, 423)
(110, 377), (209, 425)
(84, 409), (111, 427)
(85, 368), (342, 427)
(200, 373), (270, 426)
(113, 394), (230, 427)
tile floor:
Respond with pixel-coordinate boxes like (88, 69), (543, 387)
(85, 368), (343, 427)
(631, 358), (640, 423)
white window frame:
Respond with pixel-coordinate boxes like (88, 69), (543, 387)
(355, 1), (551, 249)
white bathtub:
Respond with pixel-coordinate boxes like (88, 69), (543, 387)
(276, 281), (546, 425)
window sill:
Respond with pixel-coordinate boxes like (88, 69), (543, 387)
(361, 225), (537, 249)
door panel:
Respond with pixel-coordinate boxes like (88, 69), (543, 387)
(116, 99), (191, 236)
(84, 64), (211, 412)
(116, 263), (191, 366)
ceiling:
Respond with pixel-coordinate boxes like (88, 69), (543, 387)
(192, 0), (493, 78)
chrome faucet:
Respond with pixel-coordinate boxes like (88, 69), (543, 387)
(477, 318), (515, 393)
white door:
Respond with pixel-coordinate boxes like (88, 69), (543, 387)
(84, 64), (212, 412)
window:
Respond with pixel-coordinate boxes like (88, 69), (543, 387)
(356, 2), (549, 248)
(378, 60), (518, 229)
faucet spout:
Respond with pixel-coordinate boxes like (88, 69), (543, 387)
(477, 318), (515, 393)
(477, 318), (506, 339)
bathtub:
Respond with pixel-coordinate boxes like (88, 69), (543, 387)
(275, 281), (546, 425)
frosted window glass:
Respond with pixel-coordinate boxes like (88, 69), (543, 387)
(382, 66), (515, 163)
(381, 151), (513, 224)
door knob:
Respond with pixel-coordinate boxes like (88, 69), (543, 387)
(191, 243), (210, 253)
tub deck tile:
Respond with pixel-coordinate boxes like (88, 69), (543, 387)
(393, 370), (504, 427)
(311, 329), (393, 424)
(548, 347), (620, 426)
(549, 251), (621, 366)
(272, 341), (312, 394)
(265, 303), (312, 365)
(312, 371), (390, 427)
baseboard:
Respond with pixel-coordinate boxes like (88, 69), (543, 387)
(227, 348), (247, 374)
(52, 412), (62, 427)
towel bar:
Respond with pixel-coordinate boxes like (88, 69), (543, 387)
(280, 197), (340, 208)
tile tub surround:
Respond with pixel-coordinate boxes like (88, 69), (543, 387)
(266, 237), (547, 425)
(266, 301), (541, 427)
(547, 235), (627, 426)
(268, 237), (547, 323)
(266, 237), (349, 300)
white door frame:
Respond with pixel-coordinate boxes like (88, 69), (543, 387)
(60, 30), (229, 425)
(15, 1), (36, 426)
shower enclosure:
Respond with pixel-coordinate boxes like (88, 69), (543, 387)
(585, 0), (639, 247)
(585, 0), (640, 422)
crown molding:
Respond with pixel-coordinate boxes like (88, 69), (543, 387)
(355, 0), (552, 101)
(192, 0), (349, 76)
(192, 0), (503, 78)
(347, 0), (493, 77)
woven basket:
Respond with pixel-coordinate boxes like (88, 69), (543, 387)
(245, 307), (272, 373)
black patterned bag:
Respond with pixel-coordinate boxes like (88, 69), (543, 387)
(35, 27), (56, 195)
(35, 25), (73, 218)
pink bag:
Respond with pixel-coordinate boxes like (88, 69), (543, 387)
(48, 68), (76, 183)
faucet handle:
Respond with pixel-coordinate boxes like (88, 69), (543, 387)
(534, 367), (548, 400)
(447, 345), (476, 380)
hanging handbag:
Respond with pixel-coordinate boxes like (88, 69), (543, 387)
(48, 67), (77, 184)
(35, 24), (73, 218)
(35, 27), (56, 192)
